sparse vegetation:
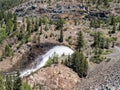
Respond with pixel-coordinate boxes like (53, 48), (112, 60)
(0, 0), (120, 89)
(45, 53), (58, 67)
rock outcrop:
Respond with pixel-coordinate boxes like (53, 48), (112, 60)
(25, 64), (80, 90)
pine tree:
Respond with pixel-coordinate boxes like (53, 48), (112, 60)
(13, 70), (22, 90)
(76, 31), (84, 51)
(13, 14), (17, 31)
(59, 29), (63, 43)
(110, 16), (115, 25)
(34, 19), (39, 31)
(40, 26), (42, 35)
(71, 51), (88, 77)
(45, 24), (49, 31)
(41, 16), (49, 25)
(39, 18), (42, 26)
(97, 0), (101, 7)
(111, 24), (116, 33)
(26, 18), (31, 34)
(0, 75), (5, 90)
(93, 32), (102, 48)
(105, 38), (109, 49)
(118, 23), (120, 31)
(90, 19), (94, 28)
(3, 45), (13, 57)
(91, 47), (103, 64)
(100, 37), (105, 49)
(56, 19), (65, 30)
(37, 35), (40, 45)
(21, 82), (32, 90)
(104, 0), (109, 6)
(5, 75), (13, 90)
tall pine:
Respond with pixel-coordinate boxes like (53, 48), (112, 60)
(0, 75), (5, 90)
(59, 29), (63, 43)
(76, 31), (84, 51)
(71, 51), (88, 77)
(5, 75), (13, 90)
(13, 70), (22, 90)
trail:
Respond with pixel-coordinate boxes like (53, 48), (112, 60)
(108, 46), (120, 57)
(20, 45), (74, 78)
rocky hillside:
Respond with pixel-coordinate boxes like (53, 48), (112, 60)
(24, 64), (80, 90)
(0, 0), (120, 90)
(73, 48), (120, 90)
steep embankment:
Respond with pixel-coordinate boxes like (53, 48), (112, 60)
(20, 45), (74, 77)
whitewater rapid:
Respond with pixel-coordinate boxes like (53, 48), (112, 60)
(20, 45), (74, 78)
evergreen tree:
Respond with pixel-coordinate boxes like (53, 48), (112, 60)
(0, 28), (7, 43)
(91, 47), (103, 64)
(26, 18), (31, 34)
(110, 16), (115, 25)
(90, 19), (94, 28)
(90, 19), (100, 28)
(71, 51), (88, 77)
(58, 29), (63, 43)
(39, 18), (42, 26)
(40, 26), (42, 35)
(105, 38), (110, 49)
(3, 45), (13, 57)
(111, 24), (116, 33)
(0, 75), (5, 90)
(37, 34), (40, 45)
(100, 37), (105, 49)
(93, 32), (102, 48)
(21, 82), (32, 90)
(97, 0), (101, 7)
(56, 19), (65, 30)
(6, 19), (13, 35)
(104, 0), (109, 6)
(5, 75), (13, 90)
(118, 23), (120, 31)
(41, 16), (49, 25)
(13, 70), (22, 90)
(45, 24), (49, 31)
(76, 31), (84, 51)
(13, 14), (17, 31)
(34, 19), (39, 31)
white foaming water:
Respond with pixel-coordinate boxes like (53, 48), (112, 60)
(20, 45), (74, 78)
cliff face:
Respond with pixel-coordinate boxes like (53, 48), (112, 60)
(25, 64), (80, 90)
